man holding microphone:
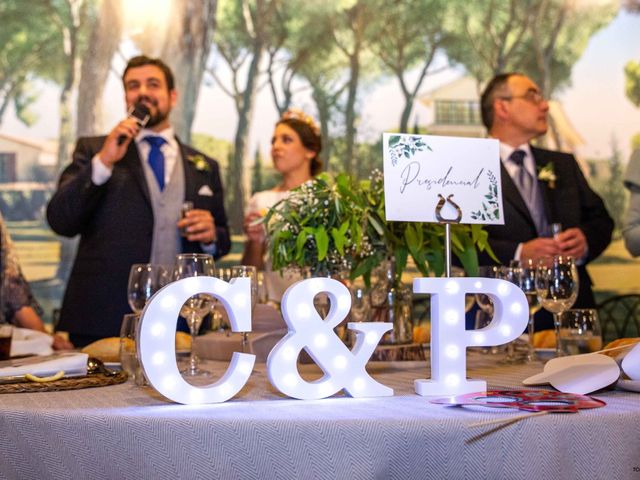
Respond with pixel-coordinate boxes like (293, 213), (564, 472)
(47, 55), (230, 347)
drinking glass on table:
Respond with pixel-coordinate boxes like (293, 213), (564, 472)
(536, 255), (579, 356)
(230, 265), (258, 353)
(127, 264), (170, 314)
(558, 309), (602, 356)
(120, 313), (146, 385)
(516, 259), (541, 362)
(173, 253), (216, 377)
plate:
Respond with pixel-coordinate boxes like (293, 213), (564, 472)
(104, 362), (122, 370)
(617, 378), (640, 393)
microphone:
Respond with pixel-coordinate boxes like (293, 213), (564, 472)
(117, 103), (151, 145)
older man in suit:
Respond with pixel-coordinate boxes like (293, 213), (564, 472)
(479, 72), (613, 330)
(47, 56), (230, 347)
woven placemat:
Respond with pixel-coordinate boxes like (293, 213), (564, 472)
(0, 371), (128, 394)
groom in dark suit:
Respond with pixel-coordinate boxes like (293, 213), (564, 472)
(479, 72), (613, 330)
(47, 56), (231, 347)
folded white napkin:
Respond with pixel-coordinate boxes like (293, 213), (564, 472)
(10, 328), (54, 357)
(0, 352), (88, 378)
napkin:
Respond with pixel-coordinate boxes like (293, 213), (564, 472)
(0, 352), (88, 378)
(10, 328), (54, 357)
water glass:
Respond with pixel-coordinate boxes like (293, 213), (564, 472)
(558, 309), (603, 356)
(120, 313), (146, 385)
(230, 265), (258, 352)
(0, 324), (13, 360)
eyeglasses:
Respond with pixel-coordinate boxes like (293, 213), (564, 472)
(499, 90), (546, 105)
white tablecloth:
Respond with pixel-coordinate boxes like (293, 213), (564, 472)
(1, 353), (639, 480)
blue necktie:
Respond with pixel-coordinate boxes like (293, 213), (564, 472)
(144, 136), (167, 191)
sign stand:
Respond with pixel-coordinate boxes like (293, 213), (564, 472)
(434, 194), (462, 278)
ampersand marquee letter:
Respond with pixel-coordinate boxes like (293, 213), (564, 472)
(267, 278), (393, 400)
(138, 277), (255, 404)
(413, 277), (528, 396)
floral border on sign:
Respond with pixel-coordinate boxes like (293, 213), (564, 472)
(388, 135), (432, 166)
(470, 170), (500, 221)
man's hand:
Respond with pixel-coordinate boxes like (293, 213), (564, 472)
(555, 227), (588, 259)
(178, 209), (216, 244)
(98, 117), (142, 168)
(519, 237), (562, 263)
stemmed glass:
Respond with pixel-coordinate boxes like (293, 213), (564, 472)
(127, 264), (170, 314)
(172, 253), (216, 376)
(515, 259), (541, 362)
(230, 265), (258, 353)
(536, 255), (579, 356)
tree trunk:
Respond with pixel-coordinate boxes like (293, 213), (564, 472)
(228, 43), (263, 233)
(343, 50), (360, 176)
(161, 0), (217, 143)
(76, 0), (123, 137)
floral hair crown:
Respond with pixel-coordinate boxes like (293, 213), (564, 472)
(280, 108), (320, 136)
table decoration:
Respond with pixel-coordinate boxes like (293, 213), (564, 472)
(265, 170), (494, 347)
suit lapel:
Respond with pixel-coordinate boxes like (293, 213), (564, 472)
(123, 141), (152, 206)
(530, 146), (555, 223)
(177, 137), (197, 203)
(500, 162), (535, 227)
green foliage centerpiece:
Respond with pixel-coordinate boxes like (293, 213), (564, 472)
(265, 170), (495, 285)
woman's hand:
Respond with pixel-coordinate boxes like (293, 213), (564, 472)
(244, 212), (266, 243)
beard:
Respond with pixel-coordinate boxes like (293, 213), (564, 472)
(135, 95), (170, 128)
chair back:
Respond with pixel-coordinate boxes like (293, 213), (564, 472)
(596, 294), (640, 343)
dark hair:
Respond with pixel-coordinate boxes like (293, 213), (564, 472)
(480, 72), (521, 130)
(277, 118), (323, 176)
(122, 55), (175, 91)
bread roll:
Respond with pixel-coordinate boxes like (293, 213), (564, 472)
(413, 322), (431, 344)
(602, 337), (640, 357)
(82, 332), (194, 362)
(533, 329), (556, 349)
(81, 337), (120, 363)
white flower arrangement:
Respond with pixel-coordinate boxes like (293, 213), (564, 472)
(537, 162), (557, 188)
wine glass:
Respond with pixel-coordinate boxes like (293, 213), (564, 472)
(230, 265), (258, 353)
(172, 253), (216, 376)
(536, 255), (579, 356)
(127, 264), (170, 314)
(515, 259), (542, 362)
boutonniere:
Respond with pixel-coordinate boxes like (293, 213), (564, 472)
(187, 154), (210, 173)
(537, 162), (557, 188)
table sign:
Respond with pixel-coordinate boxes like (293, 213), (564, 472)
(382, 133), (503, 224)
(267, 278), (393, 400)
(414, 277), (528, 396)
(138, 276), (255, 404)
(139, 277), (392, 404)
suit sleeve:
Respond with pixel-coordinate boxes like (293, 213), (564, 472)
(207, 159), (231, 258)
(46, 138), (109, 237)
(570, 157), (614, 262)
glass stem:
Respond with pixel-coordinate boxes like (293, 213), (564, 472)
(527, 313), (535, 362)
(553, 313), (561, 356)
(188, 314), (199, 374)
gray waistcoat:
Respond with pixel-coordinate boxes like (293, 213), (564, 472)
(142, 156), (185, 267)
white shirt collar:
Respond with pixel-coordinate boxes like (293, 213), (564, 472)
(499, 142), (536, 177)
(136, 126), (177, 150)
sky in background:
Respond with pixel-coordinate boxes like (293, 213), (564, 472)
(2, 9), (639, 163)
